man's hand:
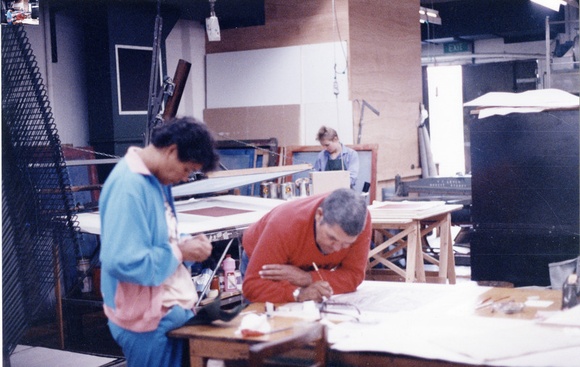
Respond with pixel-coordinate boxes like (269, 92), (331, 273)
(296, 281), (333, 303)
(259, 264), (312, 287)
(178, 234), (212, 262)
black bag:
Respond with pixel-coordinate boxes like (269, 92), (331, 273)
(185, 294), (246, 325)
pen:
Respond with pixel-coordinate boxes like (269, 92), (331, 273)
(475, 295), (511, 310)
(312, 262), (325, 281)
(494, 296), (510, 303)
(479, 297), (492, 305)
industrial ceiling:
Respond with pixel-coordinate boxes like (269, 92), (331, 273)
(420, 0), (570, 43)
(48, 0), (572, 43)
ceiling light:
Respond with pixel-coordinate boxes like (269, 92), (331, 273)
(419, 6), (442, 25)
(206, 0), (221, 42)
(530, 0), (566, 11)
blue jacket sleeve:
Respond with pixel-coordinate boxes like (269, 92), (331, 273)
(345, 148), (360, 188)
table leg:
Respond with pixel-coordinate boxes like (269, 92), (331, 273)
(189, 356), (205, 367)
(438, 213), (456, 284)
(414, 222), (426, 282)
(405, 222), (424, 282)
(188, 340), (206, 367)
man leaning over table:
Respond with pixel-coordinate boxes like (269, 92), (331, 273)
(241, 188), (372, 303)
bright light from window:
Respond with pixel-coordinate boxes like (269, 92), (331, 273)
(530, 0), (566, 11)
(427, 65), (465, 176)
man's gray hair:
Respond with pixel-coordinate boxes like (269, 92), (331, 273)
(320, 188), (367, 236)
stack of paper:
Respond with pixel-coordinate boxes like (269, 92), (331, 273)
(463, 89), (580, 119)
(368, 200), (447, 219)
(538, 305), (580, 327)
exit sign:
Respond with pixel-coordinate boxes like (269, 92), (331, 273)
(444, 42), (470, 54)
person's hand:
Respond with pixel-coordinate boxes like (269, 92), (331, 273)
(259, 264), (312, 287)
(296, 281), (333, 303)
(178, 234), (212, 262)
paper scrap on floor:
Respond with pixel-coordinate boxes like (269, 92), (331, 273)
(10, 345), (118, 367)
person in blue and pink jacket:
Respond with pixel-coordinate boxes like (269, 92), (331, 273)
(99, 117), (219, 367)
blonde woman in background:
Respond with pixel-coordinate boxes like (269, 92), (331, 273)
(313, 126), (359, 189)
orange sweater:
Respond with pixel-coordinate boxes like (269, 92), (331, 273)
(242, 194), (371, 303)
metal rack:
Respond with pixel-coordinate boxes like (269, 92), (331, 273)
(542, 15), (580, 92)
(2, 24), (90, 354)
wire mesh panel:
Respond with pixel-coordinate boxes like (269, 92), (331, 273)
(2, 24), (85, 356)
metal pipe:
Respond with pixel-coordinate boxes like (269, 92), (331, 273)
(421, 53), (546, 65)
(546, 16), (552, 88)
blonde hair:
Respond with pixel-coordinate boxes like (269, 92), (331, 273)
(316, 126), (339, 142)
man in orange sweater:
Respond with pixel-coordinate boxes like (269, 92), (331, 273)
(241, 188), (371, 303)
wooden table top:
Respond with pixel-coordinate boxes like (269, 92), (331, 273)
(369, 201), (463, 221)
(169, 303), (317, 344)
(474, 287), (562, 320)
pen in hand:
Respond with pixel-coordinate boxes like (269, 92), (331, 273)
(312, 262), (330, 302)
(312, 262), (325, 281)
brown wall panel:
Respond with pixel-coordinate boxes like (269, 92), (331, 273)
(204, 105), (301, 148)
(358, 101), (421, 179)
(206, 0), (349, 54)
(348, 0), (422, 185)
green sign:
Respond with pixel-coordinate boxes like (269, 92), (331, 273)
(444, 42), (470, 54)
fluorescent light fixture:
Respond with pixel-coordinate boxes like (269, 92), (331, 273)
(530, 0), (566, 11)
(419, 6), (442, 25)
(205, 0), (221, 42)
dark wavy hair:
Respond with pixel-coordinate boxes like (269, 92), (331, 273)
(150, 117), (219, 173)
(320, 188), (367, 236)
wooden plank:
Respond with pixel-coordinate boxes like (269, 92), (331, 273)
(62, 146), (102, 202)
(207, 164), (311, 179)
(173, 166), (311, 198)
(190, 339), (250, 360)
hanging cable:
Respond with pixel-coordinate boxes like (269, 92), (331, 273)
(145, 0), (164, 146)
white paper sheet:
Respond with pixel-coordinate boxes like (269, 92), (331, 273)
(539, 305), (580, 327)
(75, 195), (284, 236)
(329, 280), (464, 314)
(426, 316), (580, 363)
(326, 281), (580, 366)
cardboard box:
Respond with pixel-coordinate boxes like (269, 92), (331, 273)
(310, 170), (350, 195)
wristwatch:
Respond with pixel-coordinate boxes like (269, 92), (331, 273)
(292, 287), (301, 302)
